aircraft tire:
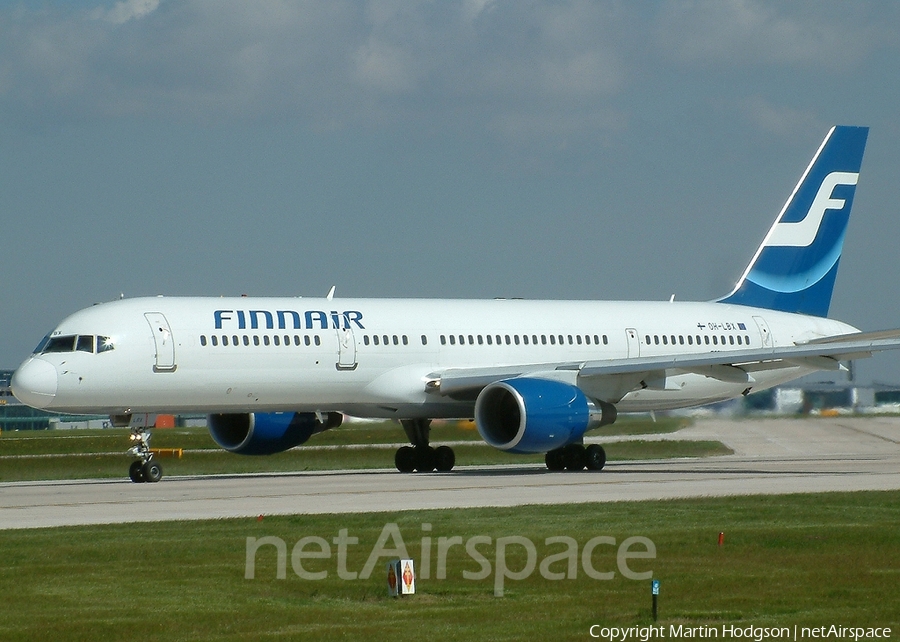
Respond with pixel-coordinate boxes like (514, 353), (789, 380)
(434, 445), (455, 472)
(414, 446), (436, 473)
(545, 449), (566, 471)
(395, 446), (416, 473)
(563, 444), (587, 471)
(585, 444), (607, 471)
(142, 459), (163, 483)
(129, 460), (145, 483)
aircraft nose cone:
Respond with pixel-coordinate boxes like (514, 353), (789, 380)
(11, 359), (58, 409)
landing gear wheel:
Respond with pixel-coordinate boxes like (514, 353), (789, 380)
(434, 445), (456, 472)
(142, 459), (163, 483)
(585, 444), (607, 471)
(395, 446), (416, 473)
(414, 446), (436, 472)
(563, 444), (587, 471)
(545, 448), (566, 471)
(129, 460), (145, 483)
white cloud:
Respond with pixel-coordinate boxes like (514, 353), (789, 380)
(93, 0), (161, 25)
(0, 1), (895, 143)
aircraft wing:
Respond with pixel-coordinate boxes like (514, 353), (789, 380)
(428, 329), (900, 400)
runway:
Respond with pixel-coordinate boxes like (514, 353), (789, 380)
(3, 416), (900, 530)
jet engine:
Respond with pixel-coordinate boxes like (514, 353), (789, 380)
(474, 378), (615, 454)
(208, 411), (342, 455)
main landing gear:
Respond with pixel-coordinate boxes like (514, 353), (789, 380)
(544, 443), (607, 472)
(395, 419), (456, 473)
(127, 426), (163, 483)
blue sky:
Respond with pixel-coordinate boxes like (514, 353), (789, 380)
(2, 1), (900, 383)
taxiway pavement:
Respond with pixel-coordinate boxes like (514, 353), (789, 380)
(2, 416), (899, 530)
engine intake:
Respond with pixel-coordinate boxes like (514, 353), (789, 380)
(208, 411), (342, 455)
(475, 378), (615, 454)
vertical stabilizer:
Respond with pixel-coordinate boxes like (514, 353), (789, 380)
(718, 125), (868, 317)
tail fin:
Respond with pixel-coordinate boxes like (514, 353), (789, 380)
(718, 125), (868, 317)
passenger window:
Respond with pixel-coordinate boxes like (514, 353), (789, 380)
(393, 335), (400, 345)
(645, 335), (651, 344)
(679, 336), (684, 345)
(541, 335), (547, 345)
(478, 335), (484, 345)
(263, 336), (269, 346)
(364, 335), (370, 346)
(576, 335), (582, 345)
(712, 336), (718, 345)
(567, 335), (573, 345)
(211, 336), (218, 347)
(449, 335), (455, 345)
(374, 335), (380, 346)
(505, 335), (511, 345)
(384, 335), (390, 346)
(314, 336), (321, 346)
(421, 335), (428, 346)
(468, 335), (474, 345)
(440, 335), (446, 345)
(274, 336), (281, 346)
(304, 336), (311, 346)
(402, 335), (409, 345)
(222, 336), (229, 346)
(459, 335), (465, 345)
(514, 335), (520, 345)
(532, 335), (538, 344)
(687, 335), (693, 345)
(550, 335), (556, 345)
(294, 336), (301, 346)
(254, 336), (261, 346)
(522, 335), (529, 345)
(486, 335), (492, 345)
(729, 336), (735, 345)
(200, 335), (207, 347)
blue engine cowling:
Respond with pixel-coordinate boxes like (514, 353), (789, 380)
(474, 378), (614, 454)
(208, 412), (342, 455)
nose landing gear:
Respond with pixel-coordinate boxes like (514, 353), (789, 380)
(127, 426), (162, 483)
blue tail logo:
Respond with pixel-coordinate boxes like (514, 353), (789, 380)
(719, 125), (868, 317)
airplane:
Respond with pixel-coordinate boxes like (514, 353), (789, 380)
(12, 125), (900, 483)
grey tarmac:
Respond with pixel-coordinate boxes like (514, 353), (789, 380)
(2, 416), (899, 530)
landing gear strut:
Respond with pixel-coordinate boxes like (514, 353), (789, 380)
(395, 419), (455, 473)
(545, 443), (606, 472)
(127, 426), (162, 483)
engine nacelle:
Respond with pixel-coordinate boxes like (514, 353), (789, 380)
(208, 411), (342, 455)
(474, 378), (615, 454)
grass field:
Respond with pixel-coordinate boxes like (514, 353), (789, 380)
(1, 492), (898, 641)
(0, 416), (725, 482)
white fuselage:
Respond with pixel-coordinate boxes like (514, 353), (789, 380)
(13, 296), (857, 418)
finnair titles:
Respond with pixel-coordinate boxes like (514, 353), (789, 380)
(12, 125), (900, 483)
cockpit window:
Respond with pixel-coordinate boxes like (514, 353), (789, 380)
(39, 334), (115, 354)
(33, 334), (52, 354)
(43, 335), (77, 353)
(76, 335), (94, 353)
